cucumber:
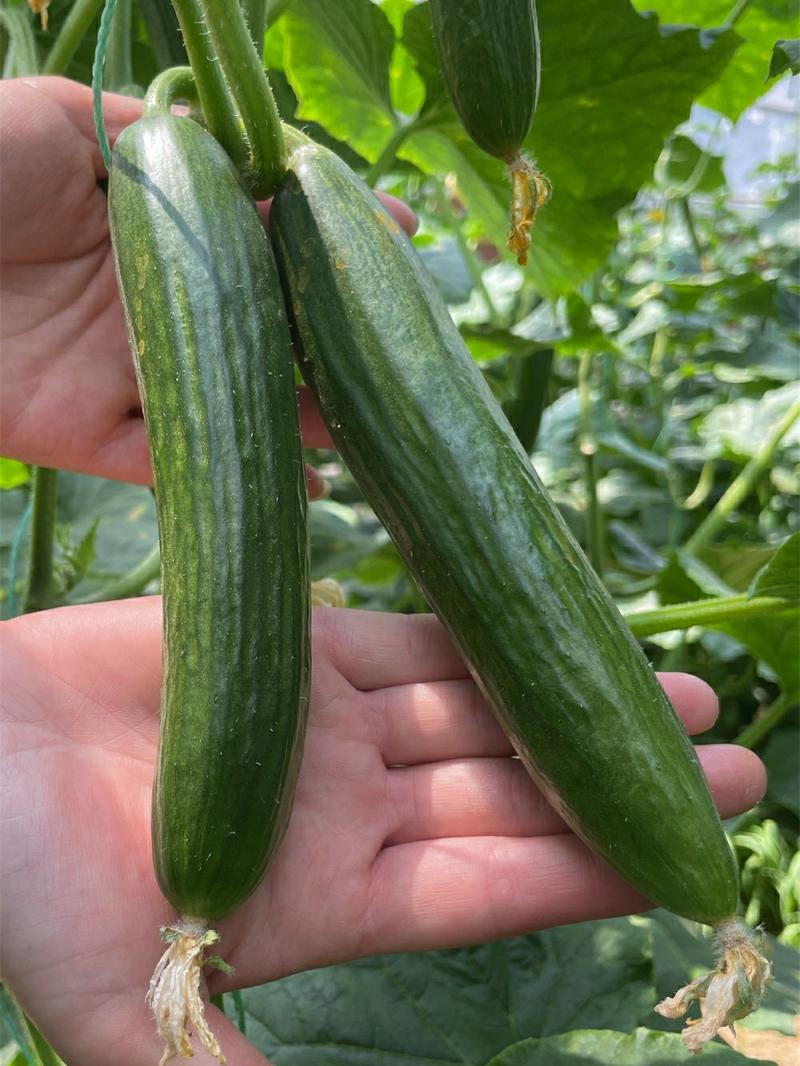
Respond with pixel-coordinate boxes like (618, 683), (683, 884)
(429, 0), (540, 161)
(270, 138), (737, 927)
(109, 114), (309, 1062)
(428, 0), (549, 264)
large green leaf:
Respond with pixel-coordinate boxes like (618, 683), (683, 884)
(749, 531), (800, 604)
(237, 919), (653, 1064)
(485, 1028), (755, 1064)
(633, 0), (796, 117)
(282, 0), (397, 162)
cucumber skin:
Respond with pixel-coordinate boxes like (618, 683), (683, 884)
(109, 116), (309, 922)
(270, 142), (739, 927)
(429, 0), (540, 160)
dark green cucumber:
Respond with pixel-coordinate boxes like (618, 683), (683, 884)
(429, 0), (540, 161)
(109, 115), (309, 922)
(270, 140), (739, 927)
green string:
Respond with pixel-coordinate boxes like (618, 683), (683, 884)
(91, 0), (121, 170)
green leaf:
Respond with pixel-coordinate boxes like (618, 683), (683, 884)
(662, 134), (726, 193)
(749, 532), (799, 603)
(239, 919), (653, 1064)
(282, 0), (398, 162)
(720, 609), (800, 693)
(0, 460), (30, 491)
(699, 382), (800, 460)
(54, 474), (157, 599)
(485, 1028), (754, 1064)
(633, 0), (796, 118)
(768, 38), (800, 77)
(762, 726), (800, 817)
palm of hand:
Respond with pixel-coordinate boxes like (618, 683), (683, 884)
(1, 598), (763, 1066)
(0, 79), (149, 481)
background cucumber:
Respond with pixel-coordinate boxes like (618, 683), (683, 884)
(270, 139), (739, 928)
(429, 0), (540, 161)
(109, 115), (309, 924)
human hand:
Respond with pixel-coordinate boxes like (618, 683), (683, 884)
(0, 599), (765, 1066)
(0, 77), (417, 493)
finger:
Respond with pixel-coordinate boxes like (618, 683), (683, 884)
(375, 671), (720, 767)
(382, 743), (766, 846)
(657, 672), (719, 733)
(298, 387), (335, 449)
(306, 463), (329, 501)
(318, 609), (469, 691)
(365, 833), (648, 956)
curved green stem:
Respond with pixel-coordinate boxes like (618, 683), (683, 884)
(683, 459), (717, 511)
(0, 8), (39, 76)
(724, 0), (754, 29)
(578, 350), (603, 576)
(144, 66), (198, 116)
(734, 691), (798, 750)
(685, 396), (800, 555)
(625, 593), (790, 639)
(176, 0), (285, 196)
(74, 543), (160, 604)
(678, 196), (705, 264)
(23, 468), (59, 614)
(43, 0), (105, 73)
(103, 0), (133, 90)
(365, 122), (414, 186)
(241, 0), (267, 55)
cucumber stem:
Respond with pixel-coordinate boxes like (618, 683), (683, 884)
(684, 395), (800, 555)
(240, 0), (268, 56)
(625, 593), (790, 638)
(43, 0), (104, 73)
(655, 918), (771, 1053)
(169, 0), (248, 178)
(364, 122), (414, 186)
(143, 66), (198, 117)
(148, 921), (226, 1065)
(22, 467), (58, 614)
(734, 690), (798, 750)
(578, 351), (604, 576)
(192, 0), (286, 197)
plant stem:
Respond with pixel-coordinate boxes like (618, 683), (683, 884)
(625, 593), (790, 638)
(578, 350), (604, 576)
(74, 543), (161, 604)
(193, 0), (286, 196)
(724, 0), (754, 28)
(144, 66), (198, 116)
(678, 196), (705, 265)
(43, 0), (105, 74)
(682, 458), (717, 510)
(103, 0), (133, 91)
(735, 691), (798, 750)
(0, 8), (39, 75)
(170, 0), (248, 173)
(365, 122), (413, 186)
(241, 0), (267, 55)
(22, 468), (58, 614)
(685, 395), (800, 555)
